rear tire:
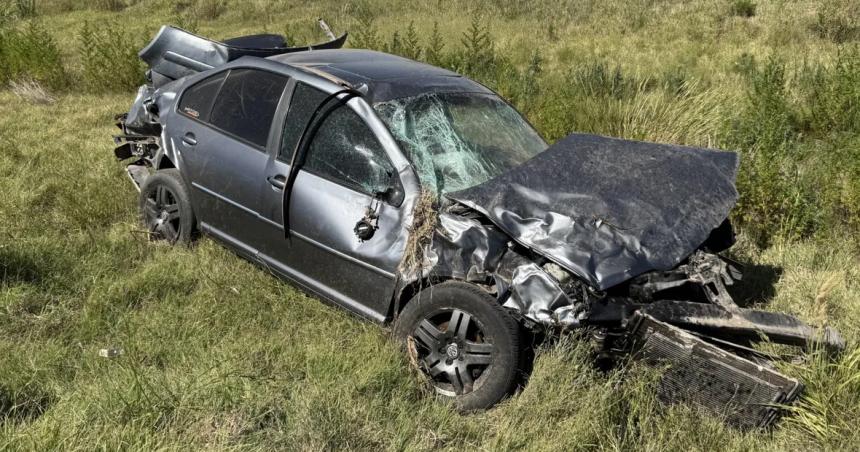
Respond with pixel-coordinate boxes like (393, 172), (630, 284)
(138, 169), (196, 245)
(394, 281), (523, 411)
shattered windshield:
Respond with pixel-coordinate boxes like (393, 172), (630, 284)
(374, 92), (547, 194)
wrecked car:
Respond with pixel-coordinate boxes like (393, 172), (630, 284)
(113, 25), (844, 428)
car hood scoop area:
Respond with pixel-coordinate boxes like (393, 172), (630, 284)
(447, 133), (739, 290)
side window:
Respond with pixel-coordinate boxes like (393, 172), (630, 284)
(178, 72), (226, 122)
(279, 82), (328, 161)
(304, 105), (396, 195)
(209, 68), (289, 148)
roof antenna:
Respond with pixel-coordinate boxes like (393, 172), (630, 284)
(318, 19), (336, 41)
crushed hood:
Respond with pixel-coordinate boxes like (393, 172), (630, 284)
(447, 133), (739, 290)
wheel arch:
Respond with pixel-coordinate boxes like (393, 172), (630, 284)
(391, 275), (495, 323)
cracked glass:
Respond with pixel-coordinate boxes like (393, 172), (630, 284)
(374, 92), (546, 194)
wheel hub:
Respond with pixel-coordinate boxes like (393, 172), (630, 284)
(445, 342), (460, 359)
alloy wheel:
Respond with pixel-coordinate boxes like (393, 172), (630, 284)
(411, 308), (495, 396)
(143, 184), (182, 243)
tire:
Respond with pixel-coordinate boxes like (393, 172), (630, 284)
(394, 281), (523, 411)
(138, 168), (196, 245)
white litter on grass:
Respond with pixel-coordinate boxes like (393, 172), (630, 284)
(99, 348), (124, 358)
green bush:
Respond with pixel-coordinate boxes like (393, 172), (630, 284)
(96, 0), (126, 11)
(196, 0), (226, 21)
(813, 2), (860, 43)
(76, 21), (146, 92)
(386, 21), (421, 60)
(423, 22), (445, 66)
(729, 0), (756, 18)
(0, 21), (68, 90)
(795, 48), (860, 137)
(726, 58), (812, 245)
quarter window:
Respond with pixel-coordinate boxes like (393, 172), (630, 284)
(208, 68), (289, 147)
(178, 72), (226, 122)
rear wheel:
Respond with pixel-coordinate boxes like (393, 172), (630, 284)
(138, 169), (196, 245)
(394, 281), (524, 411)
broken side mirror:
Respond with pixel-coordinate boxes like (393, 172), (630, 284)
(374, 173), (404, 207)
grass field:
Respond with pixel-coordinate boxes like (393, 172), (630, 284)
(1, 0), (860, 450)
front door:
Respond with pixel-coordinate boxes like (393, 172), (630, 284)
(257, 82), (409, 321)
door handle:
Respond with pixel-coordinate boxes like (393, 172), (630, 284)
(182, 132), (197, 146)
(267, 174), (286, 190)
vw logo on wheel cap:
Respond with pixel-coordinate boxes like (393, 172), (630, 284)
(445, 343), (460, 359)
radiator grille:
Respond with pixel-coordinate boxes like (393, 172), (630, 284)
(628, 313), (803, 429)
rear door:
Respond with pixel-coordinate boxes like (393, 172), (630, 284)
(169, 68), (289, 254)
(257, 82), (410, 321)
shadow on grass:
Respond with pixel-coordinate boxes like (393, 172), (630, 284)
(0, 384), (54, 424)
(729, 262), (783, 308)
(0, 248), (43, 285)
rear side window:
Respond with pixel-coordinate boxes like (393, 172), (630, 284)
(178, 72), (226, 122)
(279, 82), (328, 161)
(208, 68), (289, 148)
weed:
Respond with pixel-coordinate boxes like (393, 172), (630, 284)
(423, 22), (446, 67)
(96, 0), (126, 11)
(0, 21), (67, 90)
(195, 0), (226, 21)
(459, 14), (496, 79)
(9, 78), (56, 104)
(730, 0), (756, 18)
(813, 1), (860, 43)
(15, 0), (37, 18)
(77, 21), (145, 92)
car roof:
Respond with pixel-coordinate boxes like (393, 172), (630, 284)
(268, 49), (494, 103)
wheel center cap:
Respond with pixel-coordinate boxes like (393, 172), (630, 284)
(445, 343), (460, 359)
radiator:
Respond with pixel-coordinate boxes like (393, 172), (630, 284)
(627, 312), (803, 429)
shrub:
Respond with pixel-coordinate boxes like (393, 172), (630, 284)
(795, 48), (860, 137)
(386, 21), (421, 60)
(423, 22), (445, 67)
(729, 0), (756, 18)
(458, 15), (496, 79)
(96, 0), (126, 11)
(725, 58), (811, 245)
(813, 2), (860, 43)
(77, 21), (145, 92)
(350, 14), (383, 50)
(196, 0), (226, 21)
(0, 21), (68, 91)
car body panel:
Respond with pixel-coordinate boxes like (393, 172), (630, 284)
(447, 133), (739, 290)
(150, 58), (421, 321)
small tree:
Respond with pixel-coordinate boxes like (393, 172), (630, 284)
(424, 22), (445, 66)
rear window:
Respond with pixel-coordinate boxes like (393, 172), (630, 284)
(178, 72), (226, 122)
(208, 69), (289, 148)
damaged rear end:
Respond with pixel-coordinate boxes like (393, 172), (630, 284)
(422, 133), (844, 428)
(112, 24), (348, 189)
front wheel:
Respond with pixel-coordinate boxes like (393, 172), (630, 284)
(138, 169), (196, 245)
(394, 281), (524, 411)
